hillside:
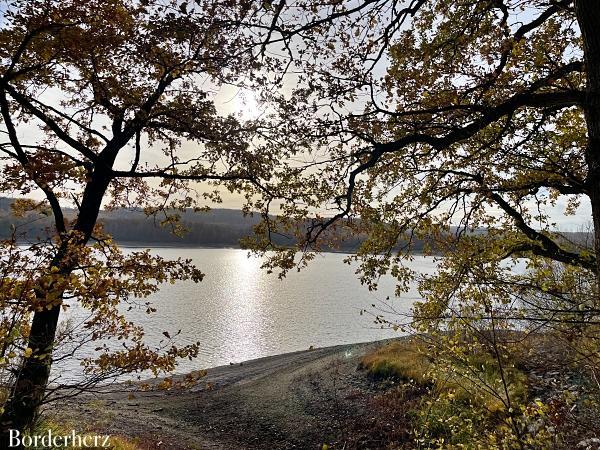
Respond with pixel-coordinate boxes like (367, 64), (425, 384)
(1, 197), (590, 252)
(0, 197), (270, 248)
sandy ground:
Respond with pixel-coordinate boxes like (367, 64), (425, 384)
(53, 339), (413, 450)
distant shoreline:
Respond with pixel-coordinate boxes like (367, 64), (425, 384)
(115, 241), (241, 249)
(115, 241), (363, 254)
(14, 239), (431, 256)
(114, 242), (434, 257)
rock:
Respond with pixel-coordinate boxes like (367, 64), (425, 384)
(577, 437), (600, 449)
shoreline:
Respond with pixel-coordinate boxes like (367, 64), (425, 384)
(169, 336), (404, 385)
(54, 337), (406, 449)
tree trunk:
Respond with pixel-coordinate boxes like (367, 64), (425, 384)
(0, 169), (111, 446)
(0, 305), (62, 449)
(575, 0), (600, 279)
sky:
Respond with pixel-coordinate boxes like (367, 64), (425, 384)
(1, 66), (594, 232)
(0, 1), (593, 232)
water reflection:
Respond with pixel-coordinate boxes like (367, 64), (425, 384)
(56, 248), (437, 379)
(220, 250), (268, 362)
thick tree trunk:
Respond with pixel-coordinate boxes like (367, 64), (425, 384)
(0, 237), (73, 448)
(0, 169), (111, 447)
(0, 305), (61, 449)
(575, 0), (600, 279)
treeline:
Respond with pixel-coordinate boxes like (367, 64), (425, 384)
(1, 198), (589, 253)
(0, 198), (434, 251)
(0, 198), (340, 249)
(101, 208), (270, 247)
(0, 198), (264, 247)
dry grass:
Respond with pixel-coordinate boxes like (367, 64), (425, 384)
(359, 338), (529, 411)
(359, 339), (433, 384)
(30, 421), (141, 450)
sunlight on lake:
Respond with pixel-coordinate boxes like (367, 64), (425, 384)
(55, 248), (437, 381)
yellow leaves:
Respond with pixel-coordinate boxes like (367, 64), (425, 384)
(157, 377), (173, 390)
(181, 369), (207, 387)
(9, 198), (42, 218)
(23, 348), (33, 358)
(20, 324), (31, 339)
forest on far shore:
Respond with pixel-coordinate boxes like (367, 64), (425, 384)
(1, 197), (364, 250)
(0, 197), (264, 247)
(1, 197), (590, 254)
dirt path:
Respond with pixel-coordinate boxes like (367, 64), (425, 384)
(53, 339), (411, 449)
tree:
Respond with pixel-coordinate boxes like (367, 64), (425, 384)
(242, 0), (600, 444)
(2, 0), (600, 445)
(0, 0), (286, 444)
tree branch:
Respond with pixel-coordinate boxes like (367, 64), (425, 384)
(3, 84), (98, 162)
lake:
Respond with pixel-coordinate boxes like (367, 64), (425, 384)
(54, 248), (437, 381)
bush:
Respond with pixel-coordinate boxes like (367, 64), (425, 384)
(360, 337), (542, 448)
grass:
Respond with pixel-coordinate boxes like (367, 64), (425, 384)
(359, 339), (433, 384)
(360, 338), (528, 408)
(25, 421), (140, 450)
(360, 337), (531, 446)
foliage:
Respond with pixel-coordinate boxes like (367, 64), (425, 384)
(239, 0), (600, 446)
(0, 0), (292, 437)
(361, 337), (559, 448)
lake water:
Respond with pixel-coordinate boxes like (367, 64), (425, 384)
(54, 248), (437, 381)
